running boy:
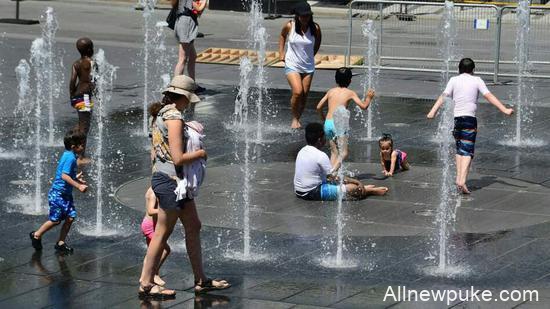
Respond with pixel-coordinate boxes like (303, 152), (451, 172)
(427, 58), (513, 194)
(30, 129), (88, 253)
(69, 37), (95, 163)
(316, 67), (375, 168)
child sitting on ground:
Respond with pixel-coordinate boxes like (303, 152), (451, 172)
(30, 129), (88, 254)
(379, 134), (410, 177)
(316, 67), (375, 170)
(69, 37), (95, 164)
(294, 122), (388, 201)
(140, 187), (171, 287)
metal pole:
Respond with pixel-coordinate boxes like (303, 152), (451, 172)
(378, 2), (383, 66)
(16, 0), (20, 20)
(346, 1), (354, 66)
(493, 7), (503, 83)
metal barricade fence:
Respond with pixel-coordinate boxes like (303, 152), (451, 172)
(347, 0), (550, 82)
(498, 5), (550, 78)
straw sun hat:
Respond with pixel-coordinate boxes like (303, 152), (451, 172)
(163, 75), (201, 104)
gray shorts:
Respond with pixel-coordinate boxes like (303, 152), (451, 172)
(175, 15), (198, 43)
(151, 172), (192, 210)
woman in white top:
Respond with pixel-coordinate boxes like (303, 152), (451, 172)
(427, 58), (513, 194)
(279, 1), (322, 129)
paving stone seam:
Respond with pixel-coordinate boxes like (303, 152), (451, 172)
(3, 234), (141, 274)
(369, 251), (426, 281)
(489, 239), (539, 262)
(0, 275), (100, 304)
(274, 247), (325, 269)
(460, 207), (550, 218)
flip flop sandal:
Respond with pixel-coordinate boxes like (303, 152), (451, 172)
(138, 284), (176, 300)
(194, 278), (231, 294)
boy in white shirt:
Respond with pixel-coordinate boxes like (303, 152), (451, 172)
(294, 123), (388, 200)
(427, 58), (513, 194)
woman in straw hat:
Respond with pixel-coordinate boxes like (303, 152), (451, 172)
(139, 75), (230, 299)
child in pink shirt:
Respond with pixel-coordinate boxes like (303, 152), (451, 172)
(140, 187), (171, 287)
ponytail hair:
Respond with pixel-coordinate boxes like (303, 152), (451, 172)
(147, 92), (184, 123)
(148, 101), (164, 119)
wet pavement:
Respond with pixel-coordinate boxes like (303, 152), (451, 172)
(1, 1), (550, 308)
(1, 84), (550, 308)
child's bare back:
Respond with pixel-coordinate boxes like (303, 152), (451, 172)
(70, 57), (94, 97)
(317, 87), (374, 121)
(325, 87), (361, 119)
(70, 38), (95, 98)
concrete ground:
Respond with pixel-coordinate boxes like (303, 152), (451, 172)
(1, 0), (550, 308)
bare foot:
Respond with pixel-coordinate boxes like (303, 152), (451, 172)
(458, 184), (471, 194)
(291, 119), (301, 129)
(153, 275), (165, 287)
(365, 186), (388, 196)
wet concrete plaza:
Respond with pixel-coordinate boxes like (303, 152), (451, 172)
(2, 1), (550, 308)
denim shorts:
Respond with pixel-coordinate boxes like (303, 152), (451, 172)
(284, 65), (314, 76)
(151, 172), (192, 210)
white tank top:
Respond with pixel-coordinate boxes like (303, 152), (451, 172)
(285, 21), (316, 73)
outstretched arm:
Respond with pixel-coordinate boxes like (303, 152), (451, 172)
(62, 173), (87, 193)
(427, 95), (445, 119)
(387, 151), (398, 176)
(380, 153), (387, 173)
(483, 93), (514, 116)
(353, 89), (374, 110)
(316, 93), (329, 121)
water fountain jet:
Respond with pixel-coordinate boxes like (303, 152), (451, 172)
(359, 19), (379, 141)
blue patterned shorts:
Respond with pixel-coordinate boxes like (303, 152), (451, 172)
(48, 189), (76, 222)
(453, 116), (477, 157)
(295, 183), (346, 201)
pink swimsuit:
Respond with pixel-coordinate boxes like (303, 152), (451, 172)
(141, 217), (155, 245)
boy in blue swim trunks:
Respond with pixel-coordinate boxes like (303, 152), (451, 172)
(30, 129), (88, 254)
(317, 67), (375, 169)
(294, 123), (388, 201)
(427, 58), (513, 194)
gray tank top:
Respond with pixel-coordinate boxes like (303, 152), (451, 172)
(151, 104), (186, 178)
(177, 0), (193, 14)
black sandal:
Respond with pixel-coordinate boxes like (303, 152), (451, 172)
(138, 284), (176, 300)
(194, 278), (231, 294)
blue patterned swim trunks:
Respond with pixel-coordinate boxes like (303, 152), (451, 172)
(48, 189), (76, 222)
(453, 116), (477, 157)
